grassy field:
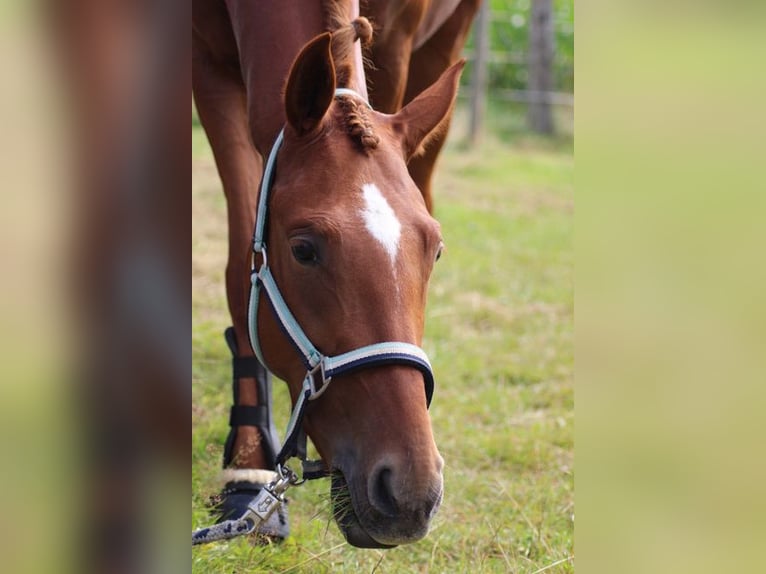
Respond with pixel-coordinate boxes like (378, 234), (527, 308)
(192, 103), (574, 573)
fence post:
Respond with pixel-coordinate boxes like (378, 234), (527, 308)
(527, 0), (555, 134)
(469, 1), (490, 145)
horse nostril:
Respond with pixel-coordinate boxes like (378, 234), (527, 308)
(370, 466), (398, 517)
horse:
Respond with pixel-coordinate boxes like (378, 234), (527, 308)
(193, 0), (478, 548)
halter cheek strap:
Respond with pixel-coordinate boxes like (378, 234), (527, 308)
(247, 89), (436, 472)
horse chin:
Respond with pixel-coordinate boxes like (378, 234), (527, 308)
(331, 472), (397, 549)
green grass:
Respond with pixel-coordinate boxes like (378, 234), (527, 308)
(192, 102), (573, 573)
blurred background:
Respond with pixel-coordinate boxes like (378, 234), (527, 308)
(1, 1), (189, 573)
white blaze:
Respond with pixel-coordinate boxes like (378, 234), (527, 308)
(360, 183), (401, 266)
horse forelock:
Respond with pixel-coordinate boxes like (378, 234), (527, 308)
(335, 96), (380, 153)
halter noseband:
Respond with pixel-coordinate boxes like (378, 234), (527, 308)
(247, 89), (435, 473)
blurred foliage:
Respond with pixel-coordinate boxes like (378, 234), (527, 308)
(463, 0), (574, 94)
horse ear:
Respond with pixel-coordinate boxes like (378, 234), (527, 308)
(285, 33), (336, 136)
(392, 60), (465, 160)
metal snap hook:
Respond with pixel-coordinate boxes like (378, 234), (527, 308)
(275, 464), (305, 489)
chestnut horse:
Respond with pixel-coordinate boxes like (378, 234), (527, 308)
(193, 0), (479, 548)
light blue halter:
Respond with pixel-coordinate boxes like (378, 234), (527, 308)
(247, 89), (435, 471)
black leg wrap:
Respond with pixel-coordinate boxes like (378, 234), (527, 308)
(215, 327), (289, 542)
(222, 327), (280, 468)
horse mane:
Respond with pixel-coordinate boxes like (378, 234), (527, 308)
(323, 2), (379, 153)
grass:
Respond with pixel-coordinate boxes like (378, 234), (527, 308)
(192, 101), (573, 573)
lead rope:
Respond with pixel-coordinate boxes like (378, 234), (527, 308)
(192, 465), (302, 545)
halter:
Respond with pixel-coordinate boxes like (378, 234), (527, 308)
(247, 88), (435, 474)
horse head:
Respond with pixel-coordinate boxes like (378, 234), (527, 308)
(253, 27), (464, 548)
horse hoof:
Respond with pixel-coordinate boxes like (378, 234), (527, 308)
(210, 480), (290, 543)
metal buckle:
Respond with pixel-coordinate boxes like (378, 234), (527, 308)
(307, 359), (331, 400)
(245, 464), (305, 524)
(246, 485), (282, 523)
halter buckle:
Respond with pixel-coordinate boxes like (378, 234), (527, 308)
(307, 359), (331, 400)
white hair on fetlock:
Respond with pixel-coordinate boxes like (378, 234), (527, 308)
(220, 468), (278, 485)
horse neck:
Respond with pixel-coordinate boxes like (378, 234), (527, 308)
(346, 0), (369, 101)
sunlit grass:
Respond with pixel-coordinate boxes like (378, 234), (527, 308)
(192, 102), (573, 573)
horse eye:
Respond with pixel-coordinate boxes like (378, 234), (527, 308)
(291, 240), (319, 265)
(435, 242), (445, 262)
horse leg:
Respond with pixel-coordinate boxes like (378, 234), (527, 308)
(403, 0), (481, 213)
(364, 1), (428, 113)
(193, 38), (288, 539)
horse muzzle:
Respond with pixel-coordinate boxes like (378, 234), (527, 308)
(332, 454), (444, 548)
